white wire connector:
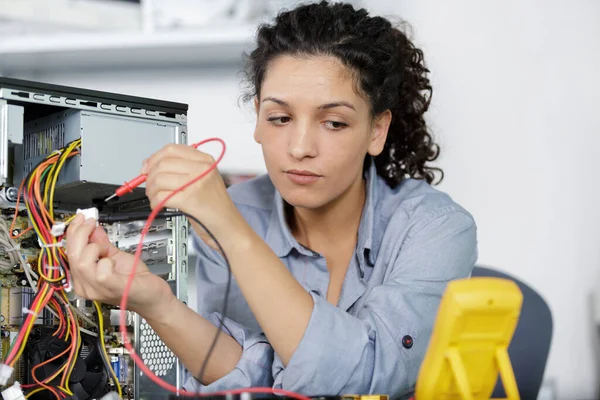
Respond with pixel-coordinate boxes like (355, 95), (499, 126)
(76, 207), (99, 227)
(0, 364), (14, 386)
(61, 277), (72, 293)
(50, 222), (66, 237)
(1, 381), (23, 400)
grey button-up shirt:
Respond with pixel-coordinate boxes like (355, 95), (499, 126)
(184, 161), (478, 398)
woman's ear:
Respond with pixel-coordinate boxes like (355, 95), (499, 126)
(253, 96), (262, 144)
(367, 110), (392, 156)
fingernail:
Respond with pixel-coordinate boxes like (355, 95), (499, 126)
(141, 159), (148, 174)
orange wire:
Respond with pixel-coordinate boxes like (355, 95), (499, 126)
(49, 298), (65, 337)
(30, 345), (70, 400)
(10, 178), (32, 238)
(33, 158), (55, 229)
(59, 296), (78, 388)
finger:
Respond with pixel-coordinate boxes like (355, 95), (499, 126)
(144, 144), (214, 173)
(148, 190), (182, 211)
(72, 243), (108, 292)
(89, 226), (120, 258)
(70, 273), (88, 299)
(149, 156), (210, 176)
(65, 218), (98, 263)
(69, 213), (85, 227)
(78, 243), (104, 267)
(96, 258), (121, 291)
(146, 172), (198, 202)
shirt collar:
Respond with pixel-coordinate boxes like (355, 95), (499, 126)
(264, 158), (380, 263)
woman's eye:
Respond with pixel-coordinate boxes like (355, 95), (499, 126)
(267, 116), (292, 125)
(324, 121), (348, 130)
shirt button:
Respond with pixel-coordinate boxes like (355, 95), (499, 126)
(402, 335), (414, 349)
(310, 289), (321, 296)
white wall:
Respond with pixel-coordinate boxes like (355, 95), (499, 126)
(363, 1), (600, 399)
(11, 0), (600, 398)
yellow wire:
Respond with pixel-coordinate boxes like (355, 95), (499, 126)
(25, 387), (45, 398)
(61, 292), (79, 393)
(40, 364), (68, 384)
(9, 285), (52, 368)
(62, 331), (80, 395)
(12, 140), (85, 395)
(49, 140), (80, 217)
(25, 172), (63, 284)
(93, 301), (123, 398)
(25, 387), (53, 399)
(25, 386), (68, 400)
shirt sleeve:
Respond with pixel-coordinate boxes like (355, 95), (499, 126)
(183, 233), (274, 392)
(272, 210), (478, 397)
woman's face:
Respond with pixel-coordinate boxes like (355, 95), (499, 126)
(254, 55), (391, 210)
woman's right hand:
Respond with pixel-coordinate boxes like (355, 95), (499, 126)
(66, 214), (174, 320)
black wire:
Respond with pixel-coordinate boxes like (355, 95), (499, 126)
(179, 211), (231, 385)
(93, 306), (119, 390)
(98, 211), (182, 223)
(99, 210), (230, 382)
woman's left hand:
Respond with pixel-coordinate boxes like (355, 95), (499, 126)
(141, 143), (236, 234)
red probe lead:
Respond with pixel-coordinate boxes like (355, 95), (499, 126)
(104, 174), (147, 202)
(104, 141), (210, 203)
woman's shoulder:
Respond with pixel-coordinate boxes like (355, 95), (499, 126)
(374, 176), (476, 237)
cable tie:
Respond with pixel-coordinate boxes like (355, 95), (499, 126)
(45, 265), (61, 270)
(39, 240), (65, 248)
(21, 307), (38, 317)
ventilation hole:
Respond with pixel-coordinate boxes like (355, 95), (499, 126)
(139, 322), (177, 373)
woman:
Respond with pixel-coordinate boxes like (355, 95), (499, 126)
(66, 1), (477, 398)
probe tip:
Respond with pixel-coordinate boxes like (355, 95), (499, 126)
(104, 193), (117, 203)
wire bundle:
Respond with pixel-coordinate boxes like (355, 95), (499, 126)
(2, 139), (120, 400)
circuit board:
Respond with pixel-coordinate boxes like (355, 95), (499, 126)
(0, 190), (178, 400)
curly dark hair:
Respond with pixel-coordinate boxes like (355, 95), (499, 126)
(242, 0), (442, 188)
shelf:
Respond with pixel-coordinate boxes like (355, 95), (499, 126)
(0, 24), (257, 74)
(0, 0), (141, 31)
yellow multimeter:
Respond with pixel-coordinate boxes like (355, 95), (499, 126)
(414, 277), (523, 400)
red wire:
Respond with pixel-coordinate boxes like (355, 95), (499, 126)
(118, 138), (311, 400)
(5, 285), (54, 364)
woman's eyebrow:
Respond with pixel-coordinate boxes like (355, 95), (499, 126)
(262, 96), (289, 107)
(261, 97), (356, 111)
(318, 101), (356, 111)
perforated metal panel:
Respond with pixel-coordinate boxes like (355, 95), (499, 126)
(134, 214), (188, 400)
(139, 318), (177, 377)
